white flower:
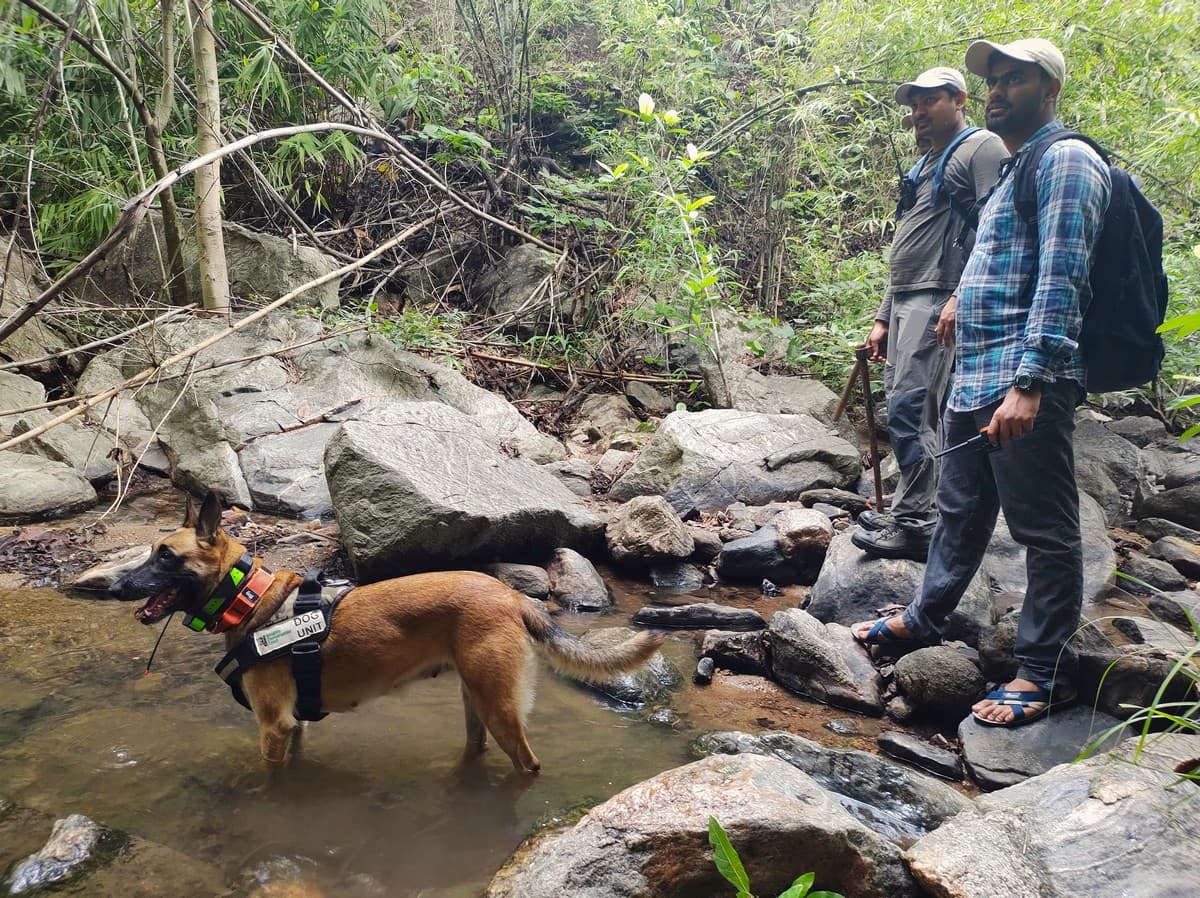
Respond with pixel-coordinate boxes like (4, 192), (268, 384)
(638, 93), (655, 117)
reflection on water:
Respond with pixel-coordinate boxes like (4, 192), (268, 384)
(0, 585), (691, 896)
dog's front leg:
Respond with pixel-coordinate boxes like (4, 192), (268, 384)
(258, 712), (299, 767)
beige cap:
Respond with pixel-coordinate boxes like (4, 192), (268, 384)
(900, 113), (914, 130)
(965, 38), (1066, 85)
(894, 67), (968, 106)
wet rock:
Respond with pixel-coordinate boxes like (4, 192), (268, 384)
(773, 507), (833, 560)
(885, 695), (919, 723)
(485, 753), (920, 898)
(701, 629), (770, 676)
(632, 602), (764, 630)
(1136, 483), (1200, 530)
(768, 609), (883, 714)
(70, 545), (152, 592)
(877, 731), (963, 781)
(1118, 554), (1188, 593)
(982, 493), (1114, 609)
(716, 526), (812, 585)
(325, 403), (599, 580)
(546, 548), (611, 611)
(958, 705), (1129, 790)
(1078, 642), (1193, 719)
(808, 530), (995, 646)
(694, 656), (715, 685)
(894, 647), (986, 718)
(482, 562), (550, 599)
(811, 501), (848, 521)
(648, 562), (706, 591)
(686, 525), (723, 563)
(1148, 589), (1200, 631)
(1105, 415), (1168, 447)
(799, 488), (869, 515)
(0, 451), (97, 523)
(905, 733), (1200, 898)
(609, 409), (859, 515)
(1147, 536), (1200, 579)
(7, 814), (102, 894)
(824, 718), (862, 736)
(542, 458), (593, 497)
(576, 627), (680, 706)
(1135, 517), (1200, 543)
(605, 495), (694, 565)
(697, 731), (972, 840)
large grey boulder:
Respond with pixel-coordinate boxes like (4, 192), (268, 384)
(80, 211), (343, 308)
(720, 366), (856, 440)
(768, 609), (883, 714)
(80, 315), (564, 512)
(982, 493), (1114, 607)
(808, 530), (996, 646)
(696, 731), (972, 841)
(1073, 418), (1142, 522)
(958, 704), (1129, 790)
(325, 403), (601, 581)
(905, 734), (1200, 898)
(473, 243), (563, 335)
(609, 409), (859, 515)
(0, 451), (97, 523)
(484, 753), (919, 898)
(0, 372), (117, 484)
(0, 249), (76, 376)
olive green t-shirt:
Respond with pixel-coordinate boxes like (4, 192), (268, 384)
(877, 128), (1008, 320)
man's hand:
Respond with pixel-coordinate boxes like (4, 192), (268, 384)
(987, 387), (1041, 448)
(936, 294), (957, 347)
(866, 321), (889, 362)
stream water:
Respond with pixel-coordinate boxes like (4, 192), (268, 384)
(0, 489), (895, 897)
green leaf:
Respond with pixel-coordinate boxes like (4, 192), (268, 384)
(807, 891), (847, 898)
(777, 871), (814, 897)
(707, 818), (752, 894)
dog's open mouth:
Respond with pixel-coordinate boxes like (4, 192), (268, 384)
(135, 589), (178, 624)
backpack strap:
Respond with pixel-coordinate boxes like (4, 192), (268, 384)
(1012, 130), (1110, 300)
(930, 126), (981, 207)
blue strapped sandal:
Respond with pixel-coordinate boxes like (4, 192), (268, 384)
(972, 684), (1077, 728)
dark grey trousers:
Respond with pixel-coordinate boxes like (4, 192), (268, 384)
(901, 380), (1084, 689)
(883, 289), (955, 534)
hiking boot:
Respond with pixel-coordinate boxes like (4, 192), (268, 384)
(851, 524), (931, 562)
(857, 509), (895, 532)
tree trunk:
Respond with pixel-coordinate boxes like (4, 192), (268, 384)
(189, 0), (229, 312)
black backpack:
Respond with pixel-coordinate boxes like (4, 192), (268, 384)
(1012, 131), (1168, 393)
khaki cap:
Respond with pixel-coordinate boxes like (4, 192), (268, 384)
(894, 67), (968, 106)
(965, 38), (1066, 85)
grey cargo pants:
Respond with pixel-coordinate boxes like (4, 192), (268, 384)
(882, 289), (955, 533)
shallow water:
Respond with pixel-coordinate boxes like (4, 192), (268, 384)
(0, 494), (897, 896)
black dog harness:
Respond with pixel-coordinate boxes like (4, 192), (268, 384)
(213, 573), (348, 721)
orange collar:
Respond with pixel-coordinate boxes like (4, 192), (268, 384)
(213, 566), (275, 632)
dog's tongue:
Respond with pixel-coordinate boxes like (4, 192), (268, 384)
(135, 590), (174, 623)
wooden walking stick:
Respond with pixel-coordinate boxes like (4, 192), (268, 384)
(833, 346), (886, 512)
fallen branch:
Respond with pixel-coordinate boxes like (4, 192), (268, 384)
(232, 398), (364, 451)
(0, 215), (438, 454)
(0, 303), (195, 371)
(465, 349), (695, 386)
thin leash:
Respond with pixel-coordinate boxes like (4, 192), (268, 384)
(143, 614), (173, 675)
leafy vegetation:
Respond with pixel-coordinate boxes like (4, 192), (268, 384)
(1, 0), (1197, 428)
(708, 817), (845, 898)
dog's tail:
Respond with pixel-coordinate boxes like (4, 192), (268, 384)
(520, 600), (663, 682)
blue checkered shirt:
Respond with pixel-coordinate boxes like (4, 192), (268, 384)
(950, 121), (1111, 412)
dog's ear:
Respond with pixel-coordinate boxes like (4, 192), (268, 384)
(182, 495), (197, 528)
(195, 491), (224, 544)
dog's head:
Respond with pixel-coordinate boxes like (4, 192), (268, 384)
(110, 492), (233, 624)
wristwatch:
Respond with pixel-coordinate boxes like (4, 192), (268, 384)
(1013, 374), (1042, 394)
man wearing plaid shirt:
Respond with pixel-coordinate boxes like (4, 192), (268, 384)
(853, 38), (1111, 728)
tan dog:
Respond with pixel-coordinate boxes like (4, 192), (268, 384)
(111, 492), (663, 774)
